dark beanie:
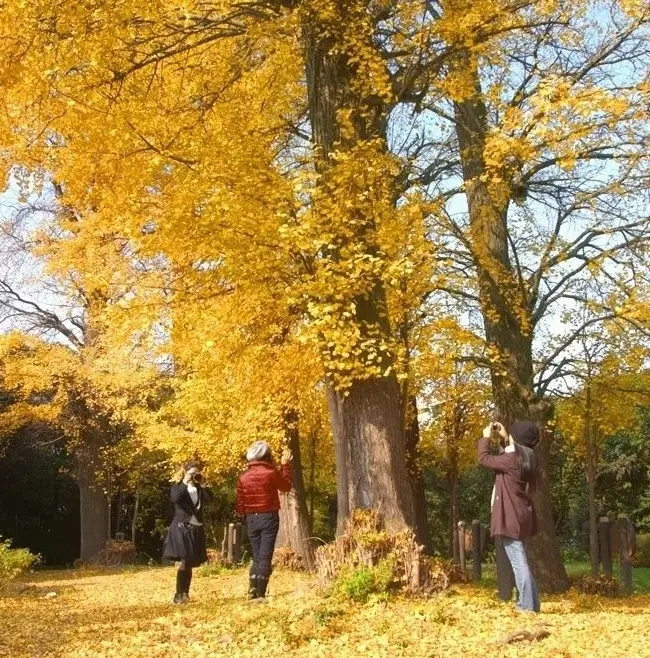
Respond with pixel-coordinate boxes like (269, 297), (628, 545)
(509, 420), (539, 448)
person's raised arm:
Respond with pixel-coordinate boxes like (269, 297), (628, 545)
(275, 449), (293, 492)
(477, 423), (511, 472)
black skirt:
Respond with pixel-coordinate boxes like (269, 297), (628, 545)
(163, 521), (208, 567)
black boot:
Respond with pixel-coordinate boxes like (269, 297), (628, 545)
(248, 575), (258, 600)
(181, 569), (192, 603)
(256, 576), (269, 599)
(174, 570), (186, 604)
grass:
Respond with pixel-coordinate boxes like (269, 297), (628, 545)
(0, 564), (649, 658)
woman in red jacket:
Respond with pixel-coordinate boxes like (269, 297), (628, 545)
(236, 441), (292, 601)
(478, 419), (540, 613)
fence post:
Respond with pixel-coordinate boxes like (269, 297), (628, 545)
(599, 517), (612, 577)
(227, 523), (235, 564)
(458, 521), (466, 572)
(617, 515), (633, 595)
(221, 524), (228, 559)
(472, 520), (482, 581)
(233, 523), (243, 564)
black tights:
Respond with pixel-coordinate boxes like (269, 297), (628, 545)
(176, 560), (193, 595)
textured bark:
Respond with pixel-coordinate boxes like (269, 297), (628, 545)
(452, 51), (568, 592)
(327, 378), (416, 532)
(304, 8), (417, 534)
(277, 412), (315, 571)
(76, 446), (109, 561)
(525, 418), (569, 592)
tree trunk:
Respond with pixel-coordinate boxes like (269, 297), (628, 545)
(131, 490), (140, 547)
(304, 7), (417, 535)
(327, 378), (416, 532)
(76, 451), (109, 560)
(277, 411), (315, 571)
(525, 417), (569, 592)
(404, 395), (431, 551)
(449, 469), (460, 562)
(452, 50), (568, 592)
(326, 384), (350, 535)
(585, 381), (599, 575)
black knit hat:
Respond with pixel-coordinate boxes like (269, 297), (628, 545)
(509, 420), (539, 448)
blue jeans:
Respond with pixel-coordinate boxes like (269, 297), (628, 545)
(502, 537), (540, 612)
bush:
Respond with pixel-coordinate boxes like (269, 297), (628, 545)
(0, 538), (40, 589)
(335, 558), (395, 603)
(562, 540), (588, 563)
(632, 534), (650, 568)
(572, 574), (619, 597)
(85, 540), (136, 567)
(316, 509), (456, 597)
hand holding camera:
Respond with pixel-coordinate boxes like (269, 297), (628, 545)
(482, 421), (508, 443)
(183, 470), (203, 486)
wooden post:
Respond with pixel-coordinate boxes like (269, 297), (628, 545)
(495, 536), (515, 602)
(233, 523), (242, 564)
(227, 523), (235, 564)
(599, 517), (612, 577)
(221, 524), (228, 559)
(458, 521), (466, 572)
(472, 520), (482, 581)
(617, 515), (633, 595)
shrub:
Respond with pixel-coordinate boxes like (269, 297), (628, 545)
(316, 509), (455, 597)
(562, 540), (588, 563)
(572, 574), (619, 597)
(632, 533), (650, 568)
(335, 558), (396, 603)
(86, 540), (136, 567)
(0, 538), (40, 590)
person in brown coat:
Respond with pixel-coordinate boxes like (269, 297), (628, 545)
(478, 419), (541, 612)
(236, 441), (292, 601)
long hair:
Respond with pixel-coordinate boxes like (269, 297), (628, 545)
(515, 444), (538, 491)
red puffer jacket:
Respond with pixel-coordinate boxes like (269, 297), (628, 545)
(235, 461), (292, 515)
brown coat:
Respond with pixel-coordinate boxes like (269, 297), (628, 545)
(477, 437), (537, 540)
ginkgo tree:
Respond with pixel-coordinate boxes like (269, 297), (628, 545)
(0, 0), (648, 592)
(556, 322), (650, 576)
(0, 190), (167, 560)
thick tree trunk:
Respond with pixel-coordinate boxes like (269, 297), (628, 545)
(452, 50), (568, 592)
(304, 8), (417, 535)
(76, 447), (109, 561)
(525, 417), (569, 592)
(277, 412), (315, 570)
(327, 378), (416, 532)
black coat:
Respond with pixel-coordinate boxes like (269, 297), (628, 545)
(170, 483), (212, 524)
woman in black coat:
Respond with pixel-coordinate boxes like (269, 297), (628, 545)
(163, 462), (211, 603)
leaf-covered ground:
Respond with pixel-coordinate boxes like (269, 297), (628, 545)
(1, 567), (649, 658)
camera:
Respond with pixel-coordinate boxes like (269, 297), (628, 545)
(191, 472), (203, 484)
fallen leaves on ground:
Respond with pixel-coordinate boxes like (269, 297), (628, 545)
(0, 567), (649, 658)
